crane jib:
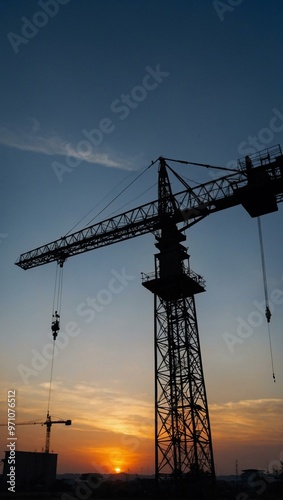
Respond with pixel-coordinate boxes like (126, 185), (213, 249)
(15, 147), (283, 270)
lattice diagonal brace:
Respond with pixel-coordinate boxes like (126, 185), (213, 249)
(154, 294), (214, 478)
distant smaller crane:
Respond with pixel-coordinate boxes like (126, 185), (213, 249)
(43, 412), (71, 453)
(0, 412), (71, 453)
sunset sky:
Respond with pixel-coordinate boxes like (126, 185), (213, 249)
(0, 0), (283, 477)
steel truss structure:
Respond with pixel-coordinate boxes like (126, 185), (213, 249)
(15, 145), (283, 485)
(142, 160), (214, 480)
(16, 145), (283, 270)
(154, 293), (214, 479)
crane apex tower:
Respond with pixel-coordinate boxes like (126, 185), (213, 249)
(142, 160), (214, 481)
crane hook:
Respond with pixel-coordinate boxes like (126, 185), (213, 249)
(51, 310), (60, 340)
(265, 306), (271, 323)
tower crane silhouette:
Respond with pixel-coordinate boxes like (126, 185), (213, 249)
(15, 145), (283, 483)
(0, 413), (71, 453)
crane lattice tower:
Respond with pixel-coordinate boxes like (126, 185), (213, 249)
(143, 160), (214, 480)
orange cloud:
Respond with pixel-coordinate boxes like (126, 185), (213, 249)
(210, 398), (283, 444)
(1, 378), (281, 476)
(209, 398), (283, 474)
(0, 379), (155, 474)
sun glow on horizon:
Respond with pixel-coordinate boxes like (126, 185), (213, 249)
(115, 467), (121, 473)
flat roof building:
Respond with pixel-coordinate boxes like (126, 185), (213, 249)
(2, 450), (57, 492)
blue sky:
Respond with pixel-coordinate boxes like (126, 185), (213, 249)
(0, 0), (283, 476)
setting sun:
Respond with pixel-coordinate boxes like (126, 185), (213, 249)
(115, 467), (121, 473)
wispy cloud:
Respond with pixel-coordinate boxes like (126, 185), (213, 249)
(0, 380), (153, 439)
(0, 122), (132, 170)
(210, 398), (283, 443)
(2, 379), (281, 445)
(1, 381), (281, 474)
(0, 379), (154, 472)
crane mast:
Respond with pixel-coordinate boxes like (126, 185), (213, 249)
(142, 159), (214, 479)
(15, 145), (283, 485)
(43, 413), (71, 453)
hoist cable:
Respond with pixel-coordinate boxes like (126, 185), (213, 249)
(257, 218), (269, 312)
(267, 322), (276, 383)
(47, 339), (56, 414)
(52, 264), (59, 316)
(52, 263), (64, 316)
(48, 263), (65, 415)
(57, 264), (64, 315)
(257, 217), (276, 382)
